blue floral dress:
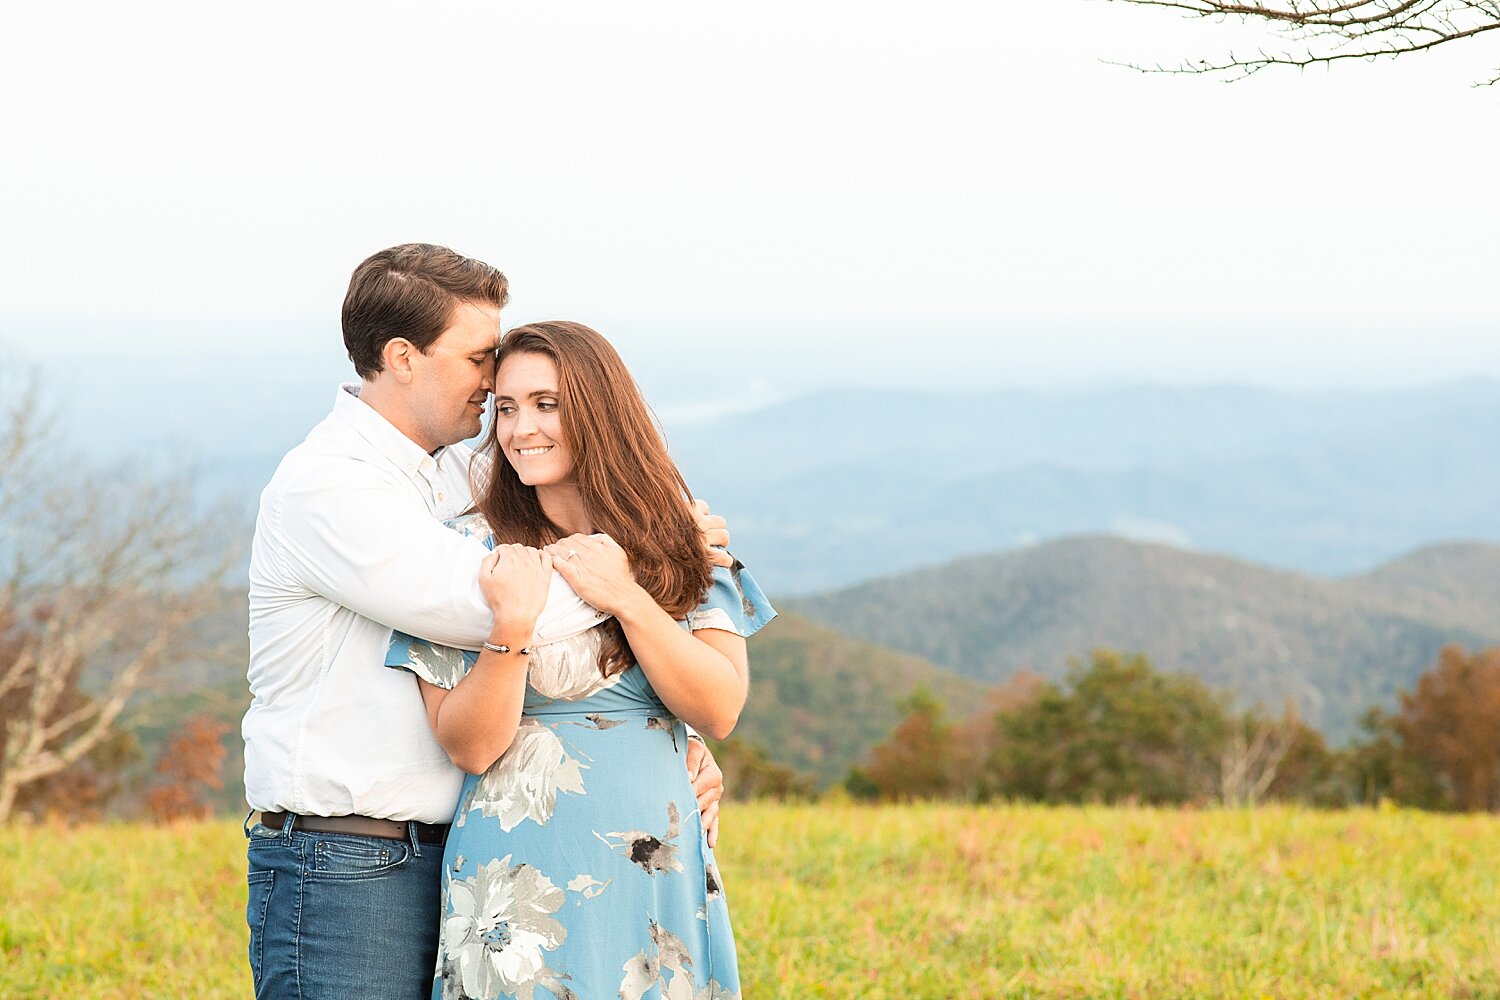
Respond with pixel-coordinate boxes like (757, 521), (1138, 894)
(386, 513), (775, 1000)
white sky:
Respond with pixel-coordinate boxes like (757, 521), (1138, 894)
(2, 0), (1497, 391)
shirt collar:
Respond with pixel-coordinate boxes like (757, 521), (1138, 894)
(331, 383), (450, 478)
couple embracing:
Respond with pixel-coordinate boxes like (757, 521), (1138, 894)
(243, 244), (774, 1000)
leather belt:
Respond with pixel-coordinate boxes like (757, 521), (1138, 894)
(256, 810), (449, 844)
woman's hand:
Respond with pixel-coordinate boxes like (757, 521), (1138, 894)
(691, 498), (734, 569)
(544, 533), (646, 617)
(478, 543), (553, 634)
(686, 735), (724, 847)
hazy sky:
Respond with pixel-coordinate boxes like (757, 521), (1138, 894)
(3, 1), (1497, 393)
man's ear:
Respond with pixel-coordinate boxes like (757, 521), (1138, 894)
(382, 338), (417, 384)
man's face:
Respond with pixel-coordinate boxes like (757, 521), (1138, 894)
(406, 301), (501, 451)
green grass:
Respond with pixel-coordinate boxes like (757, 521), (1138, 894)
(3, 802), (1499, 998)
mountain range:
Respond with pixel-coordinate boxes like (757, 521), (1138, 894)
(665, 379), (1500, 592)
(791, 536), (1500, 743)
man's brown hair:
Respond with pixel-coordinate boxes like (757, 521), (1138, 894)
(341, 244), (510, 380)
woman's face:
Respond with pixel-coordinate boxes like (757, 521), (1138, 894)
(494, 351), (574, 487)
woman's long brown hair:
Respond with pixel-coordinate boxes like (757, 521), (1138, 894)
(474, 321), (712, 678)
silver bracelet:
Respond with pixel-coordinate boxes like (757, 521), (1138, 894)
(482, 641), (532, 655)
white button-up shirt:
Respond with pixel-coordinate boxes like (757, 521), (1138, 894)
(243, 385), (604, 823)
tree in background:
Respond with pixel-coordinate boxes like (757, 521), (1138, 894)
(985, 651), (1230, 805)
(1392, 644), (1500, 811)
(1218, 700), (1338, 807)
(852, 652), (1237, 805)
(858, 687), (968, 801)
(957, 671), (1047, 802)
(145, 713), (230, 822)
(1342, 706), (1446, 809)
(0, 651), (141, 819)
(703, 736), (816, 802)
(848, 674), (1047, 802)
(1110, 0), (1500, 82)
(1255, 708), (1344, 806)
(0, 372), (235, 823)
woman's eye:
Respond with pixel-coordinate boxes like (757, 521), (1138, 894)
(497, 405), (516, 416)
(538, 400), (557, 411)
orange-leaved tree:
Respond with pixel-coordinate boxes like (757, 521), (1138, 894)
(146, 713), (231, 822)
(1394, 644), (1500, 812)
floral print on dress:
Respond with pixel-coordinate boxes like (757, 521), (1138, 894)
(457, 719), (587, 832)
(646, 714), (680, 751)
(596, 800), (685, 876)
(409, 641), (468, 690)
(441, 856), (568, 1000)
(565, 873), (611, 900)
(704, 861), (722, 901)
(683, 607), (737, 634)
(619, 920), (742, 1000)
(525, 627), (621, 703)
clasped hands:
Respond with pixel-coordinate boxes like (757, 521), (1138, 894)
(477, 499), (731, 624)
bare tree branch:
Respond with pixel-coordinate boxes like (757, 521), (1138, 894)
(0, 369), (239, 822)
(1220, 700), (1303, 806)
(1107, 0), (1500, 83)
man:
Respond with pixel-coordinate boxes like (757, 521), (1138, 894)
(243, 244), (730, 999)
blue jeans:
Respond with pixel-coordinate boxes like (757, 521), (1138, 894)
(245, 814), (443, 1000)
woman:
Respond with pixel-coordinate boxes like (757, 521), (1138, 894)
(385, 321), (774, 1000)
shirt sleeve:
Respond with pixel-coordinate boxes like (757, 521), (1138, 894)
(268, 456), (607, 649)
(683, 559), (777, 638)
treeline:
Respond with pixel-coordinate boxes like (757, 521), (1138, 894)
(840, 645), (1500, 811)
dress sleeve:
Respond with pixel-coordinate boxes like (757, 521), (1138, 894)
(683, 559), (777, 638)
(385, 633), (477, 690)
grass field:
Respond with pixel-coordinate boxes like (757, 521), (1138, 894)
(2, 801), (1498, 998)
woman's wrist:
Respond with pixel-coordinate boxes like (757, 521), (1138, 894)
(611, 585), (662, 627)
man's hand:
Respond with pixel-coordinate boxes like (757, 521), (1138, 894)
(691, 498), (733, 569)
(685, 734), (724, 847)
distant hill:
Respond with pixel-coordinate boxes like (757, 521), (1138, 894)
(1350, 542), (1500, 631)
(736, 613), (987, 785)
(790, 537), (1500, 742)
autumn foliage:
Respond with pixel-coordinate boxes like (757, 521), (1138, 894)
(1393, 645), (1500, 812)
(850, 645), (1500, 813)
(145, 714), (230, 823)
